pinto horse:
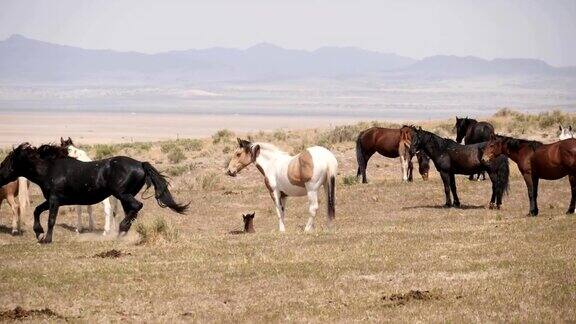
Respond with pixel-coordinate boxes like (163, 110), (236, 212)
(0, 143), (188, 243)
(227, 138), (337, 232)
(482, 136), (576, 216)
(409, 127), (509, 208)
(60, 137), (119, 235)
(454, 117), (495, 180)
(559, 125), (574, 140)
(356, 126), (430, 183)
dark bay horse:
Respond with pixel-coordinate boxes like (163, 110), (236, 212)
(0, 143), (188, 243)
(482, 136), (576, 216)
(356, 126), (430, 183)
(409, 127), (509, 208)
(454, 117), (495, 180)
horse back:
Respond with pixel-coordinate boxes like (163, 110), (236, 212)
(465, 122), (495, 144)
(359, 127), (401, 157)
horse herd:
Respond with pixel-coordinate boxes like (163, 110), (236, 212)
(0, 118), (575, 244)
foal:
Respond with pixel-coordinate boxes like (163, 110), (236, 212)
(0, 177), (29, 235)
(483, 136), (576, 216)
(356, 126), (430, 183)
(227, 139), (337, 232)
(60, 137), (118, 235)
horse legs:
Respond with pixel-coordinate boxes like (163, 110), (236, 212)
(568, 175), (576, 214)
(86, 205), (95, 232)
(523, 173), (538, 216)
(33, 201), (49, 240)
(407, 158), (414, 182)
(271, 191), (286, 232)
(304, 190), (319, 232)
(39, 198), (60, 244)
(400, 154), (410, 182)
(440, 172), (452, 207)
(76, 206), (83, 233)
(531, 175), (539, 216)
(102, 198), (114, 236)
(449, 173), (460, 207)
(358, 151), (374, 183)
(117, 194), (143, 234)
(6, 194), (21, 235)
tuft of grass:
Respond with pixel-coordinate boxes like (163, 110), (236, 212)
(316, 125), (360, 148)
(341, 175), (359, 186)
(166, 165), (188, 177)
(273, 129), (288, 141)
(212, 129), (234, 144)
(134, 216), (179, 245)
(179, 139), (203, 151)
(167, 147), (186, 164)
(93, 144), (118, 159)
(198, 171), (221, 190)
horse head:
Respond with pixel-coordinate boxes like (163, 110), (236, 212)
(0, 143), (32, 186)
(226, 138), (261, 177)
(60, 137), (74, 148)
(482, 137), (507, 163)
(559, 125), (574, 140)
(408, 126), (424, 156)
(454, 117), (471, 143)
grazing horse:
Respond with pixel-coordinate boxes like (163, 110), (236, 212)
(0, 143), (188, 243)
(60, 137), (119, 235)
(0, 177), (29, 235)
(227, 138), (337, 232)
(356, 126), (430, 183)
(454, 117), (495, 180)
(559, 125), (574, 140)
(409, 127), (509, 208)
(482, 136), (576, 216)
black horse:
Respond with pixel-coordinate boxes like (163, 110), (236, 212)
(454, 117), (495, 180)
(0, 143), (189, 243)
(409, 127), (509, 208)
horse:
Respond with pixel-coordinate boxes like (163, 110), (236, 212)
(454, 117), (495, 180)
(408, 127), (509, 208)
(559, 125), (574, 140)
(482, 136), (576, 216)
(60, 137), (119, 235)
(0, 143), (189, 243)
(227, 138), (337, 232)
(0, 177), (29, 235)
(356, 126), (430, 183)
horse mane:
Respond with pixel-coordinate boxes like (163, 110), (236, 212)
(505, 137), (543, 151)
(11, 143), (69, 162)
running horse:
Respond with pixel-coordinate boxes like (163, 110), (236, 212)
(482, 136), (576, 216)
(227, 139), (337, 232)
(0, 177), (29, 235)
(60, 137), (119, 235)
(356, 126), (430, 183)
(454, 117), (495, 180)
(0, 143), (189, 243)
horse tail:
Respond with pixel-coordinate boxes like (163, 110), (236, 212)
(142, 162), (189, 214)
(326, 156), (338, 224)
(493, 155), (510, 197)
(356, 132), (367, 181)
(17, 177), (29, 217)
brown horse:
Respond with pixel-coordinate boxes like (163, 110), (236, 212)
(0, 177), (29, 235)
(483, 136), (576, 216)
(356, 126), (430, 183)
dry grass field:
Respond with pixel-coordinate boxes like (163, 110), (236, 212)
(0, 109), (575, 322)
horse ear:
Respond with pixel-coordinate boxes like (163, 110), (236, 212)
(237, 138), (243, 147)
(560, 125), (563, 131)
(251, 144), (261, 160)
(570, 126), (573, 132)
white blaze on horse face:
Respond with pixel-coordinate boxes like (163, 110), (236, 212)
(227, 147), (253, 176)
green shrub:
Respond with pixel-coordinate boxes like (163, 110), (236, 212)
(341, 175), (359, 186)
(316, 125), (360, 148)
(198, 172), (221, 190)
(134, 216), (179, 244)
(93, 144), (118, 159)
(212, 129), (234, 144)
(167, 147), (186, 164)
(180, 139), (203, 151)
(166, 165), (188, 177)
(273, 129), (287, 141)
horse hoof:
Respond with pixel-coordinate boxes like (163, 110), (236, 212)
(11, 229), (19, 236)
(443, 204), (452, 208)
(453, 203), (461, 208)
(566, 210), (575, 215)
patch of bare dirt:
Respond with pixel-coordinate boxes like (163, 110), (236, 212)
(94, 249), (130, 258)
(0, 306), (62, 320)
(381, 290), (440, 307)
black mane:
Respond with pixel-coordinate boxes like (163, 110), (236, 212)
(497, 135), (543, 151)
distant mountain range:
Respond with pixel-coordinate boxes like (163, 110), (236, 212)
(0, 34), (574, 84)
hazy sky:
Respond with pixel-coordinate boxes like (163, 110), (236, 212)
(1, 0), (575, 66)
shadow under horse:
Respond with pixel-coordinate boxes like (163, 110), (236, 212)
(356, 126), (430, 183)
(454, 117), (495, 180)
(0, 143), (189, 243)
(483, 136), (576, 216)
(409, 127), (509, 208)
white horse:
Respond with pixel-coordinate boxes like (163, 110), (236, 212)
(559, 125), (574, 140)
(61, 137), (119, 235)
(0, 177), (29, 235)
(227, 138), (337, 232)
